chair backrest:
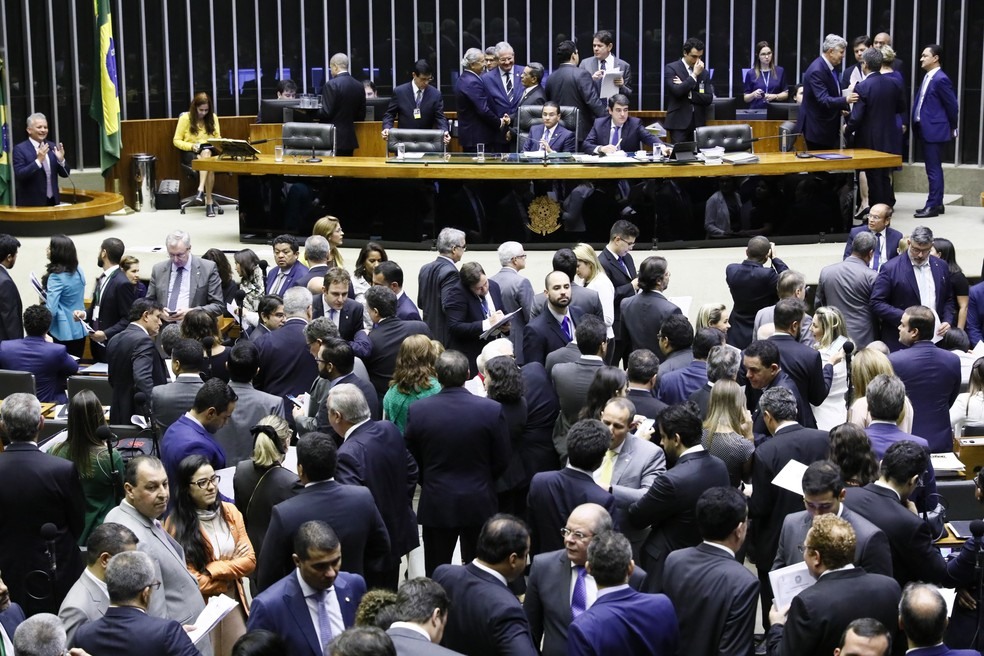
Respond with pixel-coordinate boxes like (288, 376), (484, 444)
(386, 129), (445, 154)
(515, 105), (579, 152)
(0, 369), (36, 398)
(283, 122), (335, 156)
(707, 97), (737, 121)
(778, 120), (798, 152)
(694, 124), (753, 152)
(67, 376), (114, 406)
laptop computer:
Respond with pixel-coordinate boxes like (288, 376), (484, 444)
(668, 141), (697, 163)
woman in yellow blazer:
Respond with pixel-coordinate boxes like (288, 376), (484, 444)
(173, 91), (222, 216)
(167, 454), (255, 655)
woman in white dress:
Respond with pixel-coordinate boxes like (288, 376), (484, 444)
(810, 306), (849, 431)
(951, 357), (984, 434)
(572, 243), (615, 340)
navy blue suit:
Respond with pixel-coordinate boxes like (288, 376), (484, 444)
(599, 247), (637, 357)
(845, 71), (907, 206)
(865, 421), (937, 511)
(521, 123), (575, 154)
(312, 296), (364, 342)
(74, 606), (198, 656)
(248, 570), (366, 656)
(967, 281), (984, 346)
(159, 415), (227, 492)
(726, 258), (789, 349)
(0, 604), (25, 649)
(568, 586), (678, 656)
(352, 316), (431, 397)
(417, 256), (459, 346)
(382, 81), (448, 132)
(0, 266), (22, 343)
(254, 318), (319, 400)
(544, 63), (607, 144)
(890, 341), (961, 453)
(483, 67), (524, 149)
(582, 116), (662, 154)
(663, 59), (713, 142)
(455, 70), (502, 151)
(843, 225), (902, 264)
(526, 468), (619, 555)
(89, 267), (136, 345)
(869, 254), (955, 350)
(913, 68), (959, 208)
(0, 335), (78, 402)
(265, 261), (310, 295)
(445, 277), (506, 373)
(319, 71), (367, 154)
(797, 55), (850, 149)
(396, 293), (422, 321)
(768, 333), (831, 428)
(520, 362), (562, 477)
(522, 306), (585, 366)
(12, 138), (70, 206)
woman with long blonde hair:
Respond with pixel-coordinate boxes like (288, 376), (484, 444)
(810, 306), (849, 430)
(572, 243), (614, 338)
(312, 215), (345, 268)
(848, 347), (913, 431)
(701, 380), (754, 486)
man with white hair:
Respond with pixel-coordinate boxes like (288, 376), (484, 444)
(418, 227), (466, 345)
(12, 112), (70, 206)
(483, 42), (524, 151)
(798, 34), (858, 150)
(12, 613), (73, 656)
(456, 48), (511, 152)
(254, 286), (319, 402)
(465, 338), (515, 396)
(319, 52), (367, 156)
(145, 230), (224, 320)
(491, 241), (534, 364)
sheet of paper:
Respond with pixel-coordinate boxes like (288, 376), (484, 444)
(216, 466), (236, 501)
(283, 445), (298, 474)
(79, 362), (109, 374)
(226, 302), (242, 325)
(188, 594), (240, 645)
(600, 68), (623, 98)
(768, 561), (815, 610)
(772, 459), (809, 496)
(480, 308), (521, 340)
(667, 295), (692, 317)
(930, 451), (966, 472)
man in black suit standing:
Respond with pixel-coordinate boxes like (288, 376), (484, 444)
(434, 515), (538, 656)
(381, 59), (449, 141)
(626, 349), (668, 420)
(0, 393), (85, 615)
(798, 34), (857, 150)
(373, 261), (421, 321)
(405, 350), (510, 575)
(523, 271), (584, 366)
(726, 236), (789, 349)
(664, 37), (714, 143)
(385, 577), (462, 655)
(544, 40), (606, 148)
(508, 62), (547, 144)
(254, 286), (319, 411)
(312, 267), (364, 342)
(742, 339), (814, 435)
(0, 234), (24, 344)
(598, 220), (639, 366)
(418, 227), (465, 346)
(319, 337), (381, 423)
(256, 432), (389, 590)
(107, 298), (167, 425)
(550, 316), (608, 448)
(319, 53), (367, 156)
(627, 404), (730, 593)
(620, 255), (680, 359)
(663, 487), (759, 656)
(769, 298), (838, 427)
(445, 262), (507, 374)
(79, 238), (133, 359)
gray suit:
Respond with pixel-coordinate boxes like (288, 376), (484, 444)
(59, 570), (108, 646)
(544, 343), (581, 377)
(772, 505), (893, 577)
(490, 267), (534, 365)
(146, 254), (224, 317)
(214, 381), (286, 464)
(103, 501), (210, 655)
(295, 376), (331, 435)
(386, 626), (463, 655)
(579, 55), (633, 96)
(609, 435), (666, 558)
(530, 285), (604, 322)
(815, 255), (879, 348)
(753, 305), (816, 346)
(619, 290), (681, 359)
(551, 357), (604, 459)
(151, 375), (203, 430)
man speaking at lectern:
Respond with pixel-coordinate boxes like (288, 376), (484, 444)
(13, 112), (70, 206)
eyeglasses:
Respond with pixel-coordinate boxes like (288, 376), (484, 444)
(147, 580), (162, 590)
(560, 527), (593, 541)
(192, 475), (221, 489)
(797, 544), (815, 554)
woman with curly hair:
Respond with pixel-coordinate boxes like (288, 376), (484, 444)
(383, 334), (442, 432)
(828, 423), (879, 487)
(167, 454), (255, 653)
(485, 354), (529, 516)
(312, 215), (345, 268)
(181, 308), (230, 381)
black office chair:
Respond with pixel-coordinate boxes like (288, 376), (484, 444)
(695, 124), (753, 152)
(178, 153), (238, 215)
(0, 369), (36, 398)
(707, 97), (738, 121)
(67, 376), (114, 406)
(283, 122), (335, 157)
(386, 129), (445, 154)
(515, 105), (580, 152)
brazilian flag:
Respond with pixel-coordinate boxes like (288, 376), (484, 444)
(90, 0), (121, 176)
(0, 58), (10, 205)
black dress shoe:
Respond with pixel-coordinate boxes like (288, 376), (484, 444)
(854, 206), (870, 221)
(914, 206), (941, 218)
(205, 203), (216, 218)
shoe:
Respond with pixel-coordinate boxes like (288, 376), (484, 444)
(205, 203), (216, 218)
(194, 190), (204, 204)
(913, 205), (942, 218)
(854, 206), (870, 221)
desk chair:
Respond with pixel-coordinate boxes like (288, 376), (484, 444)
(283, 122), (335, 157)
(695, 124), (753, 152)
(178, 154), (238, 215)
(0, 369), (36, 398)
(67, 376), (113, 406)
(386, 129), (445, 154)
(515, 105), (579, 153)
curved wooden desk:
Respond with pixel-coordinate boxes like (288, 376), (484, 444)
(0, 190), (124, 235)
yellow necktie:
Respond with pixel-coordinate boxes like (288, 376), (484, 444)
(598, 450), (617, 488)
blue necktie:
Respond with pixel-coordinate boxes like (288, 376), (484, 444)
(873, 233), (882, 270)
(561, 316), (572, 341)
(571, 566), (588, 618)
(480, 296), (489, 318)
(618, 255), (630, 276)
(612, 126), (621, 148)
(317, 589), (333, 653)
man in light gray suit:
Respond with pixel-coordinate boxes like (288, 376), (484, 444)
(544, 342), (581, 377)
(151, 338), (204, 430)
(385, 577), (464, 655)
(815, 230), (878, 348)
(490, 241), (534, 365)
(550, 316), (607, 460)
(145, 230), (224, 321)
(59, 522), (138, 646)
(523, 504), (645, 656)
(772, 460), (892, 577)
(215, 341), (286, 463)
(596, 397), (666, 559)
(104, 456), (211, 656)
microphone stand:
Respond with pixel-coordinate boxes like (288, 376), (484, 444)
(975, 529), (984, 653)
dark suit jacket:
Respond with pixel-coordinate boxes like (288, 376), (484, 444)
(627, 387), (668, 420)
(843, 225), (903, 262)
(769, 333), (831, 420)
(235, 463), (301, 566)
(106, 323), (168, 424)
(845, 71), (907, 154)
(74, 606), (198, 656)
(523, 548), (646, 656)
(870, 254), (955, 350)
(312, 296), (364, 342)
(568, 586), (678, 656)
(257, 480), (389, 589)
(0, 266), (23, 342)
(664, 543), (759, 656)
(582, 116), (661, 154)
(0, 336), (77, 402)
(915, 69), (959, 143)
(329, 372), (382, 425)
(746, 370), (815, 436)
(748, 424), (830, 572)
(249, 570), (366, 656)
(483, 67), (525, 118)
(544, 63), (607, 142)
(353, 316), (432, 397)
(620, 290), (681, 357)
(336, 419), (419, 559)
(520, 362), (562, 478)
(455, 70), (501, 151)
(773, 505), (893, 577)
(0, 604), (25, 650)
(417, 256), (459, 346)
(527, 468), (618, 555)
(12, 138), (70, 206)
(397, 292), (422, 321)
(969, 281), (984, 346)
(523, 305), (584, 366)
(89, 267), (134, 340)
(663, 59), (714, 131)
(864, 423), (937, 511)
(890, 341), (961, 453)
(521, 123), (575, 153)
(598, 248), (636, 338)
(159, 415), (227, 492)
(319, 71), (367, 152)
(265, 261), (311, 295)
(387, 626), (463, 655)
(726, 257), (789, 349)
(445, 277), (506, 373)
(433, 562), (538, 656)
(296, 263), (328, 290)
(146, 255), (224, 317)
(382, 81), (449, 132)
(551, 357), (605, 434)
(627, 450), (730, 592)
(254, 318), (319, 399)
(405, 387), (509, 528)
(0, 442), (85, 615)
(508, 85), (548, 140)
(797, 55), (851, 148)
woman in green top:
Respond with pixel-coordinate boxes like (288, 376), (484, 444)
(51, 390), (124, 544)
(383, 334), (443, 432)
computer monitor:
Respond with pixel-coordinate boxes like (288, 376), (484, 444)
(364, 97), (391, 121)
(257, 98), (302, 123)
(766, 102), (799, 122)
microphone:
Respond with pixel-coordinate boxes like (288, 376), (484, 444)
(739, 132), (804, 153)
(970, 519), (984, 539)
(202, 336), (215, 379)
(96, 424), (115, 447)
(40, 523), (58, 575)
(258, 260), (269, 279)
(134, 391), (161, 456)
(97, 424), (123, 502)
(843, 340), (855, 406)
(235, 288), (246, 321)
(65, 172), (78, 205)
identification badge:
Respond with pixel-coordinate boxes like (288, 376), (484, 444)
(413, 108), (422, 119)
(699, 83), (705, 93)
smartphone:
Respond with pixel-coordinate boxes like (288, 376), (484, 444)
(286, 395), (303, 409)
(825, 335), (848, 356)
(637, 417), (655, 435)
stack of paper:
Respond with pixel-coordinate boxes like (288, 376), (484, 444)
(723, 152), (760, 165)
(930, 452), (966, 475)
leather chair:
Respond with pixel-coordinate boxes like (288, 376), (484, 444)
(515, 105), (580, 152)
(694, 124), (753, 152)
(778, 120), (798, 152)
(283, 122), (335, 157)
(178, 154), (238, 215)
(0, 369), (36, 398)
(386, 128), (445, 154)
(67, 376), (113, 406)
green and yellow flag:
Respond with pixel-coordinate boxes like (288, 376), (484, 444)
(90, 0), (121, 176)
(0, 57), (11, 205)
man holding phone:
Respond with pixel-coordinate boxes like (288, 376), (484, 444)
(145, 230), (224, 322)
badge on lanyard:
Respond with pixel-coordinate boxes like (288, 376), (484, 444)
(413, 108), (422, 119)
